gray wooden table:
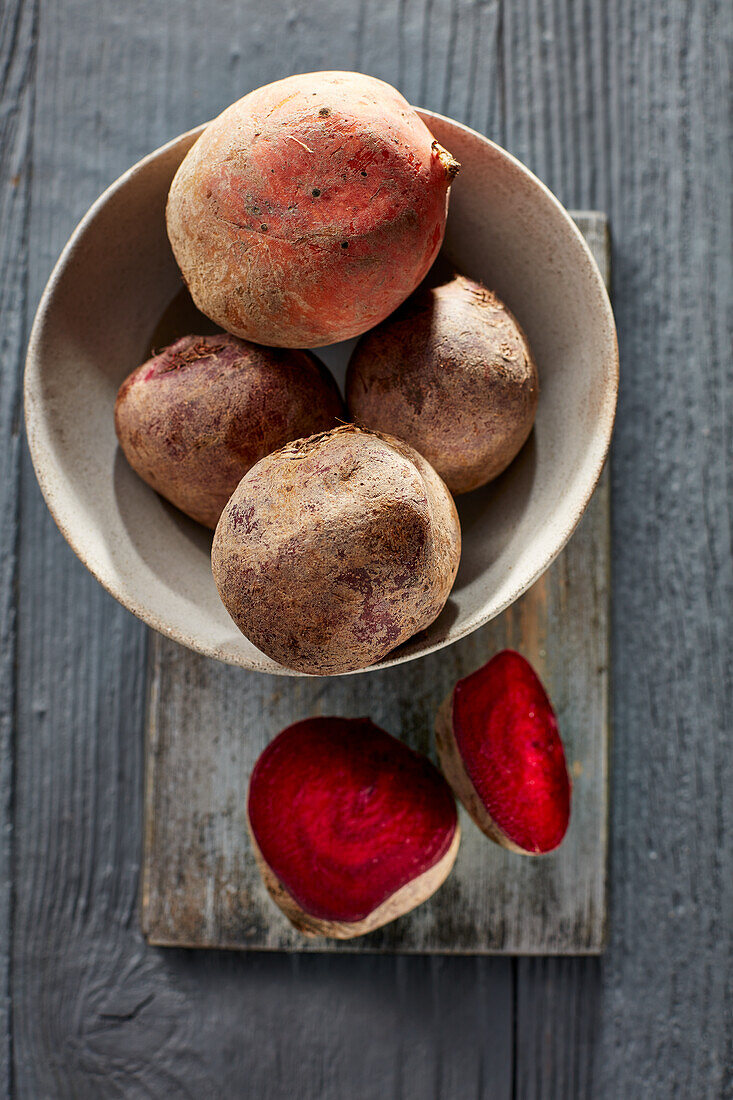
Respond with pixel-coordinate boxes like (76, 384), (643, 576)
(1, 1), (731, 1096)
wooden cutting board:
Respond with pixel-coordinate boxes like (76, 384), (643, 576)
(140, 212), (610, 955)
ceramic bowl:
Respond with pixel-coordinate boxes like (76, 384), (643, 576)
(24, 111), (618, 676)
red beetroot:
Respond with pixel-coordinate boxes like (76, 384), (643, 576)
(346, 273), (539, 493)
(247, 717), (460, 938)
(114, 334), (344, 528)
(435, 650), (571, 854)
(166, 71), (459, 347)
(211, 424), (461, 675)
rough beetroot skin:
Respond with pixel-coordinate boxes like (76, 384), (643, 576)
(346, 273), (539, 494)
(247, 717), (459, 935)
(211, 424), (461, 675)
(436, 650), (571, 854)
(114, 334), (344, 528)
(166, 71), (459, 347)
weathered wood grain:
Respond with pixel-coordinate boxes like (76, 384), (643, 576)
(3, 0), (730, 1096)
(140, 215), (611, 956)
(0, 1), (38, 1092)
(503, 2), (733, 1097)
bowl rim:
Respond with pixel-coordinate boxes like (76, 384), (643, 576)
(24, 109), (619, 676)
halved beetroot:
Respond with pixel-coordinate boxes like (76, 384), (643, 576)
(435, 650), (571, 854)
(247, 717), (460, 938)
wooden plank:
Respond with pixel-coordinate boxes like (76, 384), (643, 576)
(140, 213), (610, 955)
(0, 2), (38, 1096)
(505, 1), (733, 1096)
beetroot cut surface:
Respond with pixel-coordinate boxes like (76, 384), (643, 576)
(452, 650), (571, 853)
(247, 717), (458, 923)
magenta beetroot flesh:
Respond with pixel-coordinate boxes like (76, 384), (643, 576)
(452, 650), (571, 853)
(247, 717), (458, 923)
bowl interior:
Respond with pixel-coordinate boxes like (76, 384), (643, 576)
(25, 111), (617, 675)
